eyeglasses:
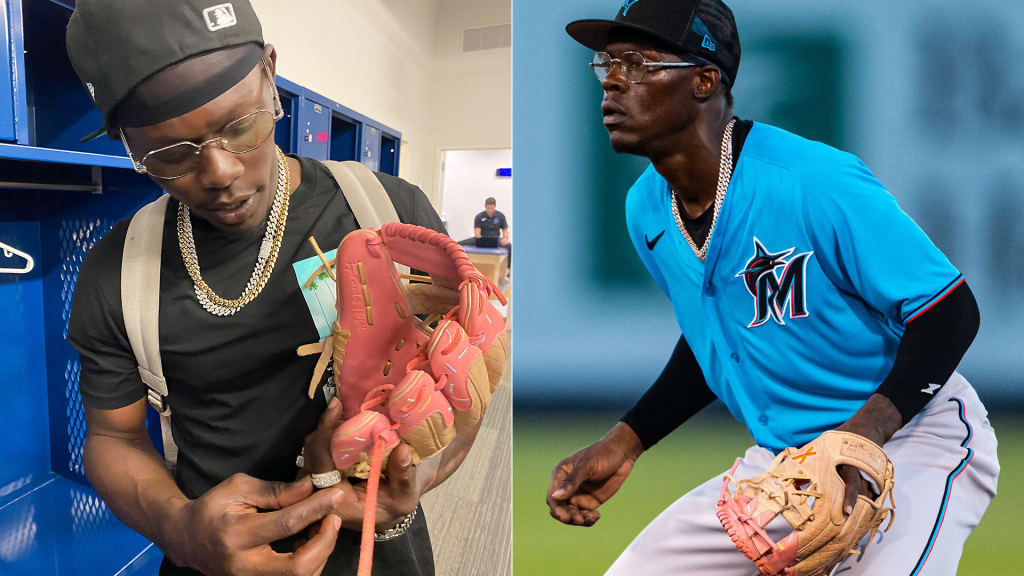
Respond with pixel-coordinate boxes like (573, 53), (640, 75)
(121, 58), (284, 180)
(590, 51), (698, 84)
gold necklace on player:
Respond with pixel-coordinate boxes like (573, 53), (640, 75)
(177, 146), (291, 317)
(671, 118), (736, 262)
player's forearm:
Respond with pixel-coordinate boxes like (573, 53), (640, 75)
(502, 228), (509, 239)
(84, 432), (190, 552)
(873, 282), (980, 427)
(474, 228), (482, 238)
(835, 394), (903, 447)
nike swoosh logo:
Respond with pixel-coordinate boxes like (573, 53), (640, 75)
(645, 230), (665, 251)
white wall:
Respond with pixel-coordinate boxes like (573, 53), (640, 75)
(249, 0), (510, 207)
(441, 149), (512, 242)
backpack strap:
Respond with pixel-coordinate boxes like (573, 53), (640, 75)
(323, 160), (406, 278)
(121, 193), (178, 469)
(322, 160), (400, 229)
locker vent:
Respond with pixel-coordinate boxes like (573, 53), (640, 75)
(71, 487), (116, 536)
(66, 359), (85, 476)
(462, 23), (511, 52)
(59, 218), (115, 480)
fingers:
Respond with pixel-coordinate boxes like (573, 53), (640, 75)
(319, 396), (344, 429)
(255, 514), (342, 576)
(549, 459), (585, 501)
(386, 443), (416, 491)
(378, 443), (419, 522)
(548, 500), (601, 527)
(306, 398), (345, 474)
(569, 493), (602, 511)
(241, 487), (345, 547)
(292, 514), (343, 576)
(839, 465), (859, 516)
(229, 473), (314, 510)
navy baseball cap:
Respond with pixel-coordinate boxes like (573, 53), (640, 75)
(566, 0), (741, 87)
(67, 0), (265, 141)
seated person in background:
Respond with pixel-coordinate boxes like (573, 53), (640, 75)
(473, 197), (511, 268)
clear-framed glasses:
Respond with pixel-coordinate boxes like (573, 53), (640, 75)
(121, 58), (285, 180)
(590, 51), (698, 84)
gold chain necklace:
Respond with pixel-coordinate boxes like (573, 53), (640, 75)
(671, 118), (736, 262)
(177, 146), (291, 316)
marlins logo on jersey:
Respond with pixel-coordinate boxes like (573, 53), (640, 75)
(736, 237), (813, 328)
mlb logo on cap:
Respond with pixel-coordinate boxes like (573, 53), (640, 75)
(203, 3), (238, 32)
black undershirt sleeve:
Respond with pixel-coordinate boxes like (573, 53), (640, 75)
(620, 335), (717, 450)
(874, 281), (980, 425)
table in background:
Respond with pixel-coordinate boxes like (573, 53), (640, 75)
(463, 245), (509, 285)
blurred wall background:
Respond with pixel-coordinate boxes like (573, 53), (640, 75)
(514, 0), (1024, 409)
(252, 0), (511, 206)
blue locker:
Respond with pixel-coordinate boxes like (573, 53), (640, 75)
(361, 124), (381, 172)
(0, 1), (168, 573)
(297, 97), (331, 161)
(379, 132), (399, 177)
(329, 110), (359, 163)
(1, 162), (164, 575)
(274, 77), (302, 155)
(0, 0), (17, 141)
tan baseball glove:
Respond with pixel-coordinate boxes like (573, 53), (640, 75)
(716, 431), (896, 576)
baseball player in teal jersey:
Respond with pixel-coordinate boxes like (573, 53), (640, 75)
(546, 1), (999, 574)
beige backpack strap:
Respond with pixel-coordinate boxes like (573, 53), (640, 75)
(121, 193), (178, 469)
(323, 160), (408, 282)
(323, 160), (400, 229)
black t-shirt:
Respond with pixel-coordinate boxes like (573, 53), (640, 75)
(473, 210), (507, 238)
(68, 155), (441, 575)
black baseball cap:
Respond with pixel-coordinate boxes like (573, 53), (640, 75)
(566, 0), (740, 87)
(67, 0), (265, 141)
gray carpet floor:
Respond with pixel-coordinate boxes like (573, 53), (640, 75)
(420, 366), (512, 576)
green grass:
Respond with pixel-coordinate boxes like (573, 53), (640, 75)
(513, 410), (1024, 575)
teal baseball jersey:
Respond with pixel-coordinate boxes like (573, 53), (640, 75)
(626, 122), (964, 452)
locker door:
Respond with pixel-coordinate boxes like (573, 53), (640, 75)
(0, 0), (16, 141)
(379, 133), (399, 176)
(297, 98), (330, 161)
(274, 84), (299, 154)
(329, 112), (358, 162)
(360, 124), (381, 172)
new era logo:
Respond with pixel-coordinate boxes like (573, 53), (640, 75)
(203, 3), (237, 32)
(692, 17), (717, 52)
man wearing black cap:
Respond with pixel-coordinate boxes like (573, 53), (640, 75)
(546, 1), (997, 574)
(65, 1), (479, 575)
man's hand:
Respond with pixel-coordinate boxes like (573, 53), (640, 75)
(547, 422), (644, 527)
(302, 397), (426, 531)
(835, 393), (904, 516)
(169, 474), (343, 576)
(499, 237), (509, 246)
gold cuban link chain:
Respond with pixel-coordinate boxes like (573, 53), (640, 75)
(671, 118), (736, 262)
(177, 146), (291, 316)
